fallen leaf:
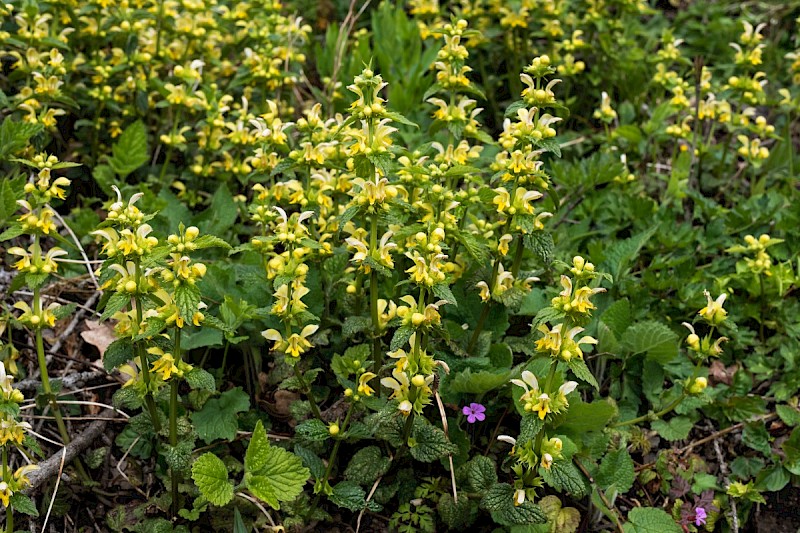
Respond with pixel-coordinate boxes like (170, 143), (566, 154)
(81, 320), (117, 357)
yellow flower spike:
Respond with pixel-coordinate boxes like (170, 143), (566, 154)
(0, 482), (11, 507)
(498, 234), (513, 256)
(358, 372), (377, 397)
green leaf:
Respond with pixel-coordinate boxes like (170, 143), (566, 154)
(103, 338), (134, 372)
(558, 399), (618, 435)
(344, 446), (391, 486)
(329, 480), (367, 512)
(438, 492), (477, 529)
(0, 120), (43, 161)
(567, 359), (598, 390)
(108, 121), (148, 178)
(542, 461), (588, 497)
(623, 507), (682, 533)
(294, 419), (330, 442)
(193, 234), (232, 250)
(409, 420), (458, 462)
(621, 321), (679, 364)
(449, 368), (511, 395)
(100, 292), (131, 322)
(482, 483), (547, 526)
(233, 508), (247, 533)
(463, 456), (498, 494)
(174, 283), (202, 323)
(777, 405), (800, 426)
(294, 444), (325, 480)
(9, 493), (38, 517)
(600, 298), (631, 338)
(244, 424), (309, 510)
(523, 232), (554, 264)
(0, 176), (23, 224)
(342, 316), (372, 338)
(651, 416), (693, 441)
(185, 367), (216, 391)
(596, 448), (635, 493)
(432, 283), (458, 307)
(191, 388), (250, 443)
(191, 453), (234, 506)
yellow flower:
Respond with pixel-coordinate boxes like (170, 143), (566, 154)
(262, 325), (319, 358)
(698, 290), (727, 325)
(149, 348), (180, 381)
(358, 372), (376, 397)
(0, 482), (10, 507)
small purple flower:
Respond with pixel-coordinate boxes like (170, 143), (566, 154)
(462, 403), (486, 423)
(695, 507), (707, 526)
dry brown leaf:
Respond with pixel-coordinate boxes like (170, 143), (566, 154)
(81, 320), (117, 358)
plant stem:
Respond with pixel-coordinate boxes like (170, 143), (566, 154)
(133, 261), (162, 433)
(510, 236), (524, 278)
(170, 327), (181, 517)
(611, 391), (687, 428)
(295, 365), (322, 420)
(534, 360), (558, 453)
(319, 402), (355, 492)
(369, 213), (382, 386)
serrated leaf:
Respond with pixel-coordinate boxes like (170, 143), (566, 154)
(596, 448), (634, 493)
(185, 367), (216, 391)
(623, 507), (682, 533)
(558, 399), (618, 435)
(100, 292), (131, 322)
(103, 338), (134, 372)
(294, 419), (330, 442)
(449, 368), (510, 394)
(409, 420), (458, 462)
(482, 483), (547, 526)
(193, 234), (232, 250)
(0, 176), (23, 224)
(542, 461), (588, 497)
(9, 493), (38, 517)
(621, 321), (679, 364)
(777, 405), (800, 426)
(438, 492), (477, 529)
(191, 453), (233, 506)
(432, 283), (458, 307)
(329, 480), (366, 511)
(568, 359), (598, 390)
(108, 121), (148, 178)
(244, 428), (309, 510)
(0, 120), (43, 161)
(191, 388), (250, 443)
(523, 232), (554, 264)
(390, 325), (414, 351)
(344, 446), (390, 486)
(651, 416), (693, 441)
(342, 316), (372, 338)
(293, 444), (325, 480)
(174, 283), (202, 323)
(463, 456), (497, 494)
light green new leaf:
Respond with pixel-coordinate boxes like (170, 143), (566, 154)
(108, 120), (148, 178)
(191, 453), (233, 506)
(244, 420), (309, 510)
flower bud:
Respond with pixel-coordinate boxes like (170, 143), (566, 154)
(328, 422), (340, 436)
(411, 375), (426, 388)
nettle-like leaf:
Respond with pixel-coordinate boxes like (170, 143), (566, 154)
(481, 483), (547, 526)
(344, 446), (391, 486)
(185, 367), (216, 391)
(595, 448), (635, 493)
(191, 453), (234, 506)
(621, 321), (679, 364)
(294, 418), (330, 442)
(9, 493), (38, 517)
(437, 492), (478, 529)
(542, 461), (588, 497)
(174, 283), (202, 322)
(103, 338), (134, 372)
(409, 419), (458, 463)
(462, 456), (498, 494)
(651, 416), (693, 441)
(330, 480), (368, 512)
(191, 387), (250, 443)
(623, 507), (682, 533)
(244, 420), (309, 510)
(108, 120), (148, 178)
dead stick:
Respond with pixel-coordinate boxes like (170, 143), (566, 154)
(24, 410), (110, 492)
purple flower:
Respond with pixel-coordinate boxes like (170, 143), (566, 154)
(695, 507), (707, 526)
(462, 403), (486, 423)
